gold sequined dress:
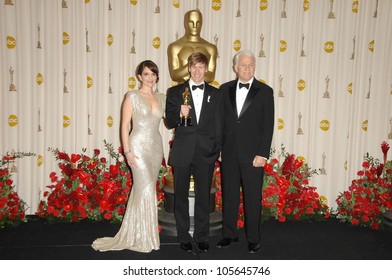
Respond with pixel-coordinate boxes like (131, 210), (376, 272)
(92, 91), (165, 253)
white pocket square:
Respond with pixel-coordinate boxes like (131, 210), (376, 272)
(207, 96), (211, 103)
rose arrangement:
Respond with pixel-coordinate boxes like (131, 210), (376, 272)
(36, 141), (132, 223)
(214, 161), (245, 228)
(30, 139), (391, 232)
(335, 141), (392, 230)
(213, 147), (329, 227)
(0, 151), (34, 228)
(262, 147), (330, 222)
(156, 158), (168, 208)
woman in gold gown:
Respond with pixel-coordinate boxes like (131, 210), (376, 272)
(92, 60), (165, 253)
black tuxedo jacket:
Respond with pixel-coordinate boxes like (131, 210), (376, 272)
(220, 78), (274, 163)
(165, 81), (221, 167)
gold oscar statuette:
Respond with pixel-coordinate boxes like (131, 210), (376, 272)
(180, 87), (192, 127)
(167, 10), (217, 83)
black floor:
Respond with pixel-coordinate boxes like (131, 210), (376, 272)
(0, 215), (391, 260)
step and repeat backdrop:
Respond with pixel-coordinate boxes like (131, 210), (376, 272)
(1, 0), (391, 214)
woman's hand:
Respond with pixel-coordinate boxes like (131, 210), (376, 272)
(125, 151), (139, 169)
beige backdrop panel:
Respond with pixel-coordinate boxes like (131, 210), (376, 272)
(1, 0), (391, 214)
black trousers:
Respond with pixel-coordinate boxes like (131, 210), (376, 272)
(221, 157), (264, 243)
(172, 154), (215, 243)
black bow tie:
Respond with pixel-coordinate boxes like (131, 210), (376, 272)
(239, 83), (250, 89)
(192, 84), (204, 91)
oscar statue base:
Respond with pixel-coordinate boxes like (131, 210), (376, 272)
(158, 185), (222, 237)
(180, 116), (192, 127)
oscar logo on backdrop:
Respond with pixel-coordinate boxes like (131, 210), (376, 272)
(9, 67), (17, 92)
(259, 34), (266, 57)
(300, 34), (306, 57)
(63, 69), (69, 93)
(167, 9), (217, 83)
(38, 109), (42, 132)
(278, 74), (284, 97)
(37, 24), (42, 49)
(328, 0), (335, 19)
(88, 112), (93, 135)
(281, 0), (287, 18)
(323, 76), (330, 98)
(236, 0), (242, 17)
(108, 71), (113, 94)
(130, 29), (136, 54)
(350, 36), (356, 60)
(86, 28), (91, 52)
(154, 0), (160, 13)
(389, 118), (392, 139)
(366, 76), (372, 99)
(321, 153), (327, 175)
(297, 112), (304, 135)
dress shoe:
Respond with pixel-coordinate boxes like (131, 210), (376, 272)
(197, 242), (209, 252)
(216, 237), (239, 248)
(180, 242), (193, 252)
(248, 242), (261, 253)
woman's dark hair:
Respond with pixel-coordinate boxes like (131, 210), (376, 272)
(136, 60), (159, 82)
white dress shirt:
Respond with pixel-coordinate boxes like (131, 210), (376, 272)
(190, 80), (204, 123)
(236, 78), (254, 115)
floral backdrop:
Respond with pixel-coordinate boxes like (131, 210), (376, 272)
(1, 141), (391, 231)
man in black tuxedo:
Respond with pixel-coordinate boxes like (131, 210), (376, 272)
(217, 50), (274, 253)
(165, 52), (221, 253)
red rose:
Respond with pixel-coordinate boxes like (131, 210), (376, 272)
(351, 218), (360, 225)
(110, 164), (119, 176)
(361, 215), (370, 222)
(306, 207), (314, 214)
(71, 154), (81, 164)
(371, 222), (379, 230)
(63, 201), (72, 212)
(115, 195), (127, 205)
(117, 206), (126, 215)
(278, 216), (286, 222)
(0, 197), (7, 208)
(157, 192), (165, 201)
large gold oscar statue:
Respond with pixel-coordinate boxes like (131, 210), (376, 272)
(167, 9), (217, 83)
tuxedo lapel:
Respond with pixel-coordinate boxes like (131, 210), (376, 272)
(197, 88), (210, 125)
(238, 87), (257, 118)
(229, 84), (238, 118)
